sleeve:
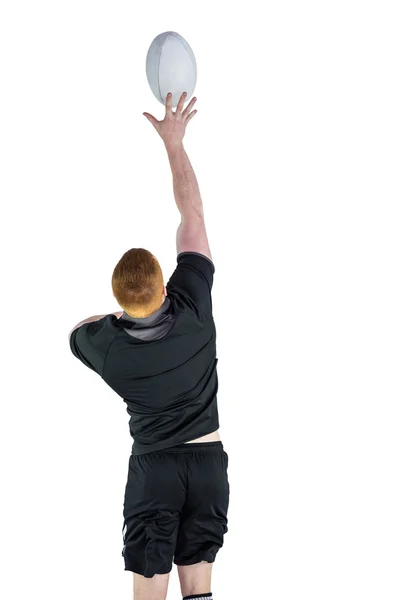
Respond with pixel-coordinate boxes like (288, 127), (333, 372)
(166, 252), (215, 317)
(69, 318), (109, 375)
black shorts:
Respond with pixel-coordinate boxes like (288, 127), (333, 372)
(121, 442), (230, 578)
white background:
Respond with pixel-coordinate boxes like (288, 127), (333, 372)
(1, 1), (399, 599)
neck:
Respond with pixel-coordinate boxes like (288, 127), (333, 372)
(126, 296), (166, 319)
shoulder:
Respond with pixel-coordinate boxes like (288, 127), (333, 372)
(174, 251), (215, 289)
(69, 314), (121, 373)
(166, 252), (215, 319)
(177, 251), (215, 272)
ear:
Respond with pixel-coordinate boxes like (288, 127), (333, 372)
(163, 285), (167, 297)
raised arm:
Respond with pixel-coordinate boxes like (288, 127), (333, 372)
(144, 92), (211, 260)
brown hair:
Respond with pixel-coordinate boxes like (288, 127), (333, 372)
(111, 248), (164, 318)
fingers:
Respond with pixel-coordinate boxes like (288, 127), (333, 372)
(143, 112), (159, 128)
(185, 109), (198, 125)
(182, 96), (197, 119)
(145, 94), (197, 134)
(165, 92), (173, 115)
(176, 92), (187, 114)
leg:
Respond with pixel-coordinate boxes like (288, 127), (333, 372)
(122, 452), (186, 585)
(174, 444), (230, 599)
(178, 562), (213, 598)
(133, 572), (170, 600)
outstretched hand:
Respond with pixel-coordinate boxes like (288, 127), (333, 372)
(143, 92), (197, 148)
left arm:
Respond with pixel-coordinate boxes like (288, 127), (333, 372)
(68, 311), (123, 341)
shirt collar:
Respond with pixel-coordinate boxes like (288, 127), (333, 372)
(121, 297), (171, 327)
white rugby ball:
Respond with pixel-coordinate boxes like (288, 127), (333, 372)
(146, 32), (197, 109)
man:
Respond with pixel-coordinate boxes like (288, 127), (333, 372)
(68, 92), (229, 600)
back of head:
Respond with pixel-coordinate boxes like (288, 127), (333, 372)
(112, 248), (164, 318)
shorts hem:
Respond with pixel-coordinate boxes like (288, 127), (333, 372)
(174, 553), (217, 567)
(123, 564), (172, 578)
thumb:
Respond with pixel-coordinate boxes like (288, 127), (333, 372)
(143, 112), (159, 128)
